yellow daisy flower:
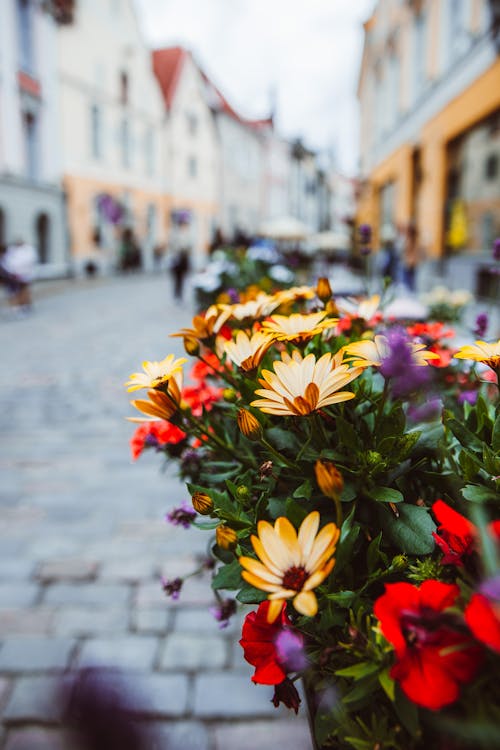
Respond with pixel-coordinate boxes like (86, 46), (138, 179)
(261, 311), (338, 344)
(273, 285), (316, 306)
(239, 510), (339, 622)
(223, 293), (281, 322)
(251, 350), (362, 416)
(125, 354), (186, 392)
(128, 372), (183, 422)
(454, 340), (500, 373)
(223, 330), (273, 372)
(171, 305), (231, 342)
(343, 334), (438, 368)
(338, 294), (381, 321)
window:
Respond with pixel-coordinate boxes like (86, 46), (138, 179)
(90, 104), (102, 159)
(188, 155), (197, 178)
(35, 213), (50, 263)
(120, 71), (129, 106)
(485, 154), (499, 181)
(17, 0), (34, 74)
(23, 111), (38, 180)
(448, 0), (470, 61)
(186, 112), (198, 136)
(120, 118), (130, 168)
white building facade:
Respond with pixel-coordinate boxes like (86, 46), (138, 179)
(0, 0), (67, 276)
(57, 0), (167, 272)
(153, 48), (219, 269)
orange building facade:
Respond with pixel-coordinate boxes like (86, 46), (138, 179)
(358, 0), (500, 259)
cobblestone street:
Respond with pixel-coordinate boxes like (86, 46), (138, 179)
(0, 276), (312, 750)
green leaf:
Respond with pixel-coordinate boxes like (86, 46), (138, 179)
(336, 417), (360, 451)
(285, 496), (309, 526)
(211, 559), (243, 590)
(458, 450), (481, 482)
(293, 480), (312, 500)
(366, 532), (387, 574)
(382, 503), (436, 555)
(266, 426), (301, 452)
(394, 685), (420, 736)
(492, 414), (500, 453)
(369, 486), (404, 504)
(236, 583), (267, 604)
(444, 412), (483, 452)
(461, 485), (499, 504)
(325, 590), (356, 607)
(378, 668), (395, 701)
(334, 523), (361, 574)
(335, 661), (379, 679)
(342, 673), (380, 704)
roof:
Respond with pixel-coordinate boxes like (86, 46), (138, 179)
(152, 47), (187, 109)
(153, 45), (273, 131)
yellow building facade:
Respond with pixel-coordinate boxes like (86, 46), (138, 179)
(358, 0), (500, 259)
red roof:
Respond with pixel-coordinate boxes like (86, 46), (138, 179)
(153, 46), (273, 131)
(152, 47), (187, 109)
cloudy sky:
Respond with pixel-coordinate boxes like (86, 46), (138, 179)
(134, 0), (375, 174)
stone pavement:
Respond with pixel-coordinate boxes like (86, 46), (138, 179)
(0, 276), (312, 750)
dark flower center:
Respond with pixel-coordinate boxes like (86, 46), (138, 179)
(282, 566), (308, 591)
(401, 608), (448, 648)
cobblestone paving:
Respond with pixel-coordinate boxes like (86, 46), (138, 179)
(0, 276), (312, 749)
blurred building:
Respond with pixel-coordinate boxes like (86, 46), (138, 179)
(153, 47), (219, 269)
(0, 0), (67, 275)
(358, 0), (500, 277)
(57, 0), (167, 273)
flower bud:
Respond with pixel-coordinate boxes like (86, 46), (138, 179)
(392, 554), (408, 571)
(216, 524), (238, 549)
(314, 460), (344, 500)
(316, 277), (332, 303)
(236, 484), (250, 501)
(223, 388), (238, 403)
(237, 409), (263, 441)
(192, 491), (214, 515)
(183, 337), (200, 356)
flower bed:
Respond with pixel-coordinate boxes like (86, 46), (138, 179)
(126, 279), (500, 750)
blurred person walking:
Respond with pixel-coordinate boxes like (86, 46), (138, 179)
(401, 221), (422, 292)
(1, 238), (37, 313)
(379, 224), (399, 283)
(169, 248), (190, 301)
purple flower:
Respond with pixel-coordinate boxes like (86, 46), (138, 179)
(226, 287), (240, 303)
(480, 575), (500, 602)
(458, 390), (478, 406)
(473, 312), (488, 338)
(358, 223), (372, 244)
(407, 398), (442, 423)
(275, 629), (308, 672)
(209, 598), (237, 629)
(380, 327), (431, 399)
(360, 245), (372, 256)
(165, 501), (196, 529)
(161, 576), (183, 600)
(493, 237), (500, 261)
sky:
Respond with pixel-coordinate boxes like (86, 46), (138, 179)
(134, 0), (376, 175)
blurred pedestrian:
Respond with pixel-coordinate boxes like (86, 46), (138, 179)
(379, 224), (399, 283)
(119, 227), (141, 272)
(402, 221), (421, 292)
(1, 238), (37, 312)
(169, 248), (190, 300)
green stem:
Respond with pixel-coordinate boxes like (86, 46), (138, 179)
(374, 379), (390, 440)
(261, 438), (299, 470)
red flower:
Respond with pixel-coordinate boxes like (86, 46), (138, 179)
(465, 591), (500, 654)
(407, 322), (454, 341)
(240, 601), (297, 685)
(374, 581), (481, 710)
(181, 382), (223, 416)
(428, 344), (454, 368)
(190, 352), (226, 381)
(130, 421), (186, 460)
(432, 499), (476, 565)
